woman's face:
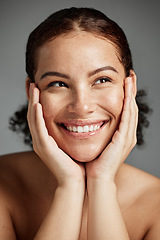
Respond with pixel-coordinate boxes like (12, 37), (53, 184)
(34, 32), (126, 162)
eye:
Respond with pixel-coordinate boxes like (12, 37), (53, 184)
(47, 81), (68, 88)
(94, 77), (112, 85)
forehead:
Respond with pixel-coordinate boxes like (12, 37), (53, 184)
(36, 32), (125, 76)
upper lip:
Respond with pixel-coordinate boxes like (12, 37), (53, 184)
(58, 119), (109, 126)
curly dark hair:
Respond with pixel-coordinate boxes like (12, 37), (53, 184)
(9, 7), (151, 147)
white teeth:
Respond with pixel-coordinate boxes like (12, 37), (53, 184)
(66, 124), (101, 133)
(84, 125), (89, 132)
(68, 126), (72, 131)
(94, 125), (97, 131)
(89, 125), (94, 131)
(77, 126), (83, 133)
(73, 126), (77, 132)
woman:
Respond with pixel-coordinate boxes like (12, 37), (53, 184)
(0, 7), (159, 240)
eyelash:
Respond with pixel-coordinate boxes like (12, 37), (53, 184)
(46, 77), (112, 89)
(93, 77), (112, 85)
(47, 81), (68, 88)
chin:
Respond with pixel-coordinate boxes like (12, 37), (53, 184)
(73, 155), (97, 163)
(56, 136), (111, 163)
(63, 146), (103, 163)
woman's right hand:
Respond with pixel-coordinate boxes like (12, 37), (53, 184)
(27, 83), (85, 187)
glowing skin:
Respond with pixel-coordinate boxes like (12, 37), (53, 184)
(34, 32), (126, 162)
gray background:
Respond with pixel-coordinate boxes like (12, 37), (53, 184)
(0, 0), (160, 177)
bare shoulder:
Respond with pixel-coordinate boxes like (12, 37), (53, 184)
(0, 151), (43, 188)
(0, 151), (37, 239)
(122, 163), (160, 185)
(0, 151), (35, 195)
(0, 151), (56, 239)
(0, 151), (44, 203)
(0, 151), (55, 193)
(128, 165), (160, 239)
(119, 163), (160, 205)
(118, 163), (160, 239)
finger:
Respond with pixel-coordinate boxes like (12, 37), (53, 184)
(127, 95), (138, 146)
(35, 102), (49, 146)
(27, 83), (35, 132)
(124, 77), (133, 99)
(121, 94), (138, 161)
(117, 78), (132, 142)
(27, 84), (40, 141)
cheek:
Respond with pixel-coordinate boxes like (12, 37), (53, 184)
(101, 88), (124, 117)
(39, 93), (59, 119)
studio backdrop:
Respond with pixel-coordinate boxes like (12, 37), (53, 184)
(0, 0), (160, 177)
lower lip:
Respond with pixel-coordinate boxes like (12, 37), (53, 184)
(59, 121), (109, 139)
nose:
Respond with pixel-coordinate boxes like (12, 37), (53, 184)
(67, 88), (96, 116)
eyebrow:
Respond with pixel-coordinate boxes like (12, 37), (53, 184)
(40, 65), (118, 80)
(88, 66), (118, 77)
(40, 71), (69, 80)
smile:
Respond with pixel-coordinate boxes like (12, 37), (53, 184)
(66, 124), (102, 133)
(59, 120), (109, 138)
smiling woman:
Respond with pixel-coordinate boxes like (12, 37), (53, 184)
(31, 32), (127, 162)
(0, 7), (159, 240)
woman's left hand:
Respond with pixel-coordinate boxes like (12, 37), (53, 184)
(85, 77), (139, 182)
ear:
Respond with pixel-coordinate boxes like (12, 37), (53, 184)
(129, 70), (137, 97)
(25, 77), (32, 100)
